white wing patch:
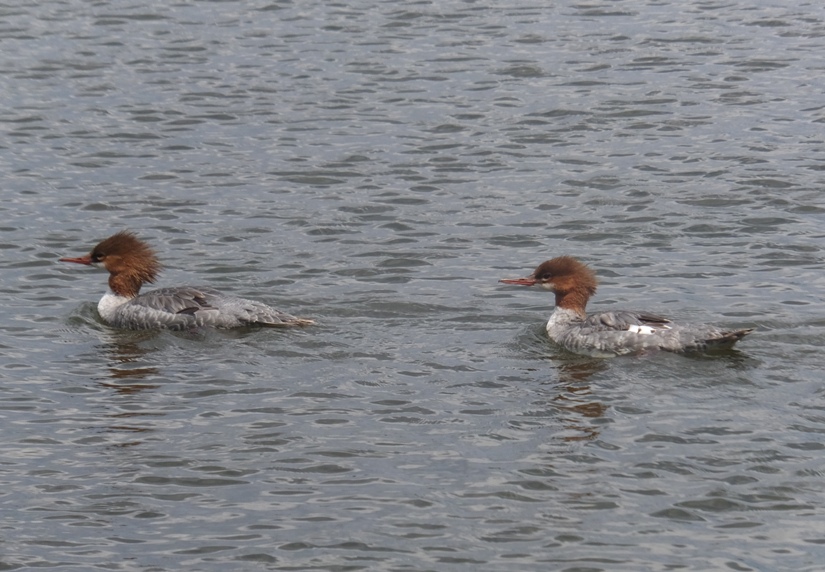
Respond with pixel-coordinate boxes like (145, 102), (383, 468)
(627, 324), (657, 335)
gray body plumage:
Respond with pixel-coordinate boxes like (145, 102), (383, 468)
(547, 307), (752, 357)
(101, 286), (310, 330)
(501, 256), (752, 357)
(60, 232), (312, 331)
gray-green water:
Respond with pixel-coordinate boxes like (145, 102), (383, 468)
(2, 1), (824, 570)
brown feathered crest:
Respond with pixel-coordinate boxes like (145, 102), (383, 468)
(92, 231), (162, 295)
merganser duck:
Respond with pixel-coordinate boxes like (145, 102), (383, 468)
(500, 256), (753, 356)
(60, 231), (314, 330)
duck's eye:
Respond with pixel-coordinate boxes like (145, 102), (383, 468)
(538, 272), (553, 281)
(90, 252), (104, 263)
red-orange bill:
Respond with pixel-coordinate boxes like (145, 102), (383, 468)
(59, 255), (93, 265)
(499, 277), (536, 286)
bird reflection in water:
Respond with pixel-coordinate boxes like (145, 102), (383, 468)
(84, 331), (165, 446)
(97, 331), (161, 393)
(548, 358), (609, 442)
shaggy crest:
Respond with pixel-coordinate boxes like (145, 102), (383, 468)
(532, 256), (598, 297)
(500, 255), (753, 354)
(60, 231), (314, 328)
(91, 231), (162, 296)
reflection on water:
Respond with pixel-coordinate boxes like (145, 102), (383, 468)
(551, 359), (610, 442)
(98, 331), (160, 387)
(2, 0), (824, 570)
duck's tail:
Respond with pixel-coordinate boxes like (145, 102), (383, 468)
(702, 328), (754, 349)
(259, 316), (315, 327)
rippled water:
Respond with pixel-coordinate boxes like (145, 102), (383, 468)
(3, 0), (825, 570)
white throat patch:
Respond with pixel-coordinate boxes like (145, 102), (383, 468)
(97, 291), (131, 323)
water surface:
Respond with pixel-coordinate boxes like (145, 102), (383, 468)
(2, 0), (825, 570)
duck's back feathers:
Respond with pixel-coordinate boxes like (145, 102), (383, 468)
(105, 286), (314, 330)
(548, 308), (753, 356)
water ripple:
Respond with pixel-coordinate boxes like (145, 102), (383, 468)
(2, 0), (825, 570)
